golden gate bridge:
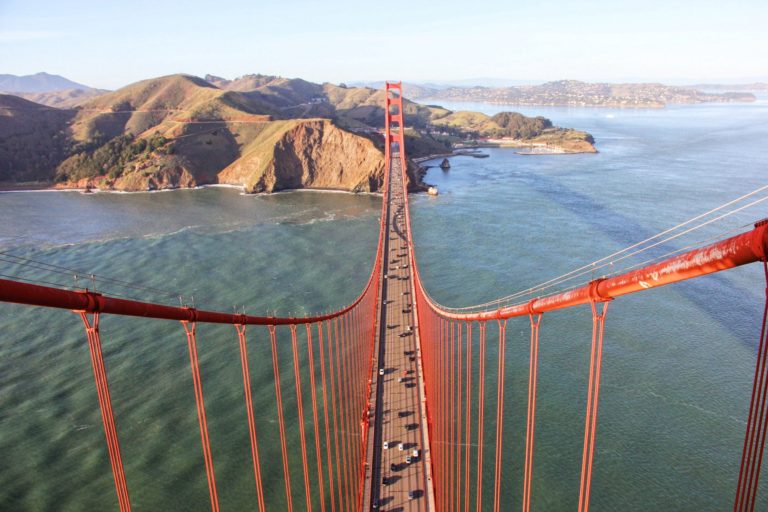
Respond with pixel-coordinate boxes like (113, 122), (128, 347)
(1, 82), (767, 511)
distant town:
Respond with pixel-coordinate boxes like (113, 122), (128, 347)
(403, 80), (759, 108)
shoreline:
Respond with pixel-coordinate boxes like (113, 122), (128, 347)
(411, 149), (492, 164)
(417, 97), (758, 109)
(0, 181), (384, 196)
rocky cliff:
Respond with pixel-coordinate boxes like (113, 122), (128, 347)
(218, 119), (385, 193)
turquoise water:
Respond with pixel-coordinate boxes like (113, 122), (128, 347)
(1, 97), (767, 510)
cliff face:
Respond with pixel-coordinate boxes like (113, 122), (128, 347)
(218, 119), (386, 193)
(56, 164), (197, 191)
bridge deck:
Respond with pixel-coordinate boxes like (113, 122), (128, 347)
(364, 153), (434, 511)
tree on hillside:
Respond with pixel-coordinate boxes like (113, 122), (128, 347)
(489, 112), (552, 139)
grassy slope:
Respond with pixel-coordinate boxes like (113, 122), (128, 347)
(0, 95), (75, 181)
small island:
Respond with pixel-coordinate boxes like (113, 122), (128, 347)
(405, 109), (596, 159)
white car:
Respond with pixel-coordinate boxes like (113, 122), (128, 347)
(383, 441), (389, 450)
(379, 368), (384, 376)
(398, 443), (404, 451)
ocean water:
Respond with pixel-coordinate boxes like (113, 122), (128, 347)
(1, 97), (767, 510)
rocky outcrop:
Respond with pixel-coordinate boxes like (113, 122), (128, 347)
(218, 119), (386, 193)
(55, 164), (197, 191)
(114, 165), (197, 190)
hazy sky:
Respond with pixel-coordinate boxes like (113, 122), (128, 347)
(1, 0), (766, 89)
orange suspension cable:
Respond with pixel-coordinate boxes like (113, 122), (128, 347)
(235, 324), (266, 512)
(306, 323), (327, 512)
(77, 312), (132, 512)
(577, 300), (610, 512)
(182, 320), (220, 512)
(290, 325), (313, 512)
(493, 320), (508, 512)
(268, 325), (294, 512)
(523, 312), (543, 512)
(318, 322), (337, 512)
(476, 321), (487, 512)
(735, 261), (768, 512)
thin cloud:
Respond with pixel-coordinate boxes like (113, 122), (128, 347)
(0, 30), (62, 41)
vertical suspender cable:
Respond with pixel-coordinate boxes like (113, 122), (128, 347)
(318, 322), (337, 512)
(337, 316), (352, 508)
(523, 312), (543, 512)
(450, 321), (456, 512)
(235, 324), (266, 512)
(493, 319), (508, 512)
(78, 312), (132, 512)
(440, 316), (446, 510)
(346, 314), (359, 509)
(306, 323), (327, 512)
(327, 319), (345, 511)
(182, 320), (220, 512)
(735, 261), (768, 512)
(268, 325), (294, 512)
(443, 317), (449, 511)
(351, 312), (362, 510)
(577, 300), (610, 512)
(465, 322), (473, 512)
(457, 320), (463, 512)
(476, 321), (487, 512)
(436, 317), (442, 509)
(290, 325), (313, 512)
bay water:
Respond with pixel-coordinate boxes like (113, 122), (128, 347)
(1, 96), (767, 510)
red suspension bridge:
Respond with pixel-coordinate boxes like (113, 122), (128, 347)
(0, 82), (767, 511)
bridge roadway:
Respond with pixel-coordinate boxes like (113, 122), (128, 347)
(363, 152), (435, 511)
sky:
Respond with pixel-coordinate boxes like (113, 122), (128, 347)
(1, 0), (767, 90)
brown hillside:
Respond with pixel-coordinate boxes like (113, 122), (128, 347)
(14, 88), (108, 108)
(218, 119), (386, 193)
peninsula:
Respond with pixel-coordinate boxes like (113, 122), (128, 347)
(0, 73), (595, 193)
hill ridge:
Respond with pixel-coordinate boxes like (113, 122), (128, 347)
(0, 72), (595, 191)
(0, 72), (94, 93)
